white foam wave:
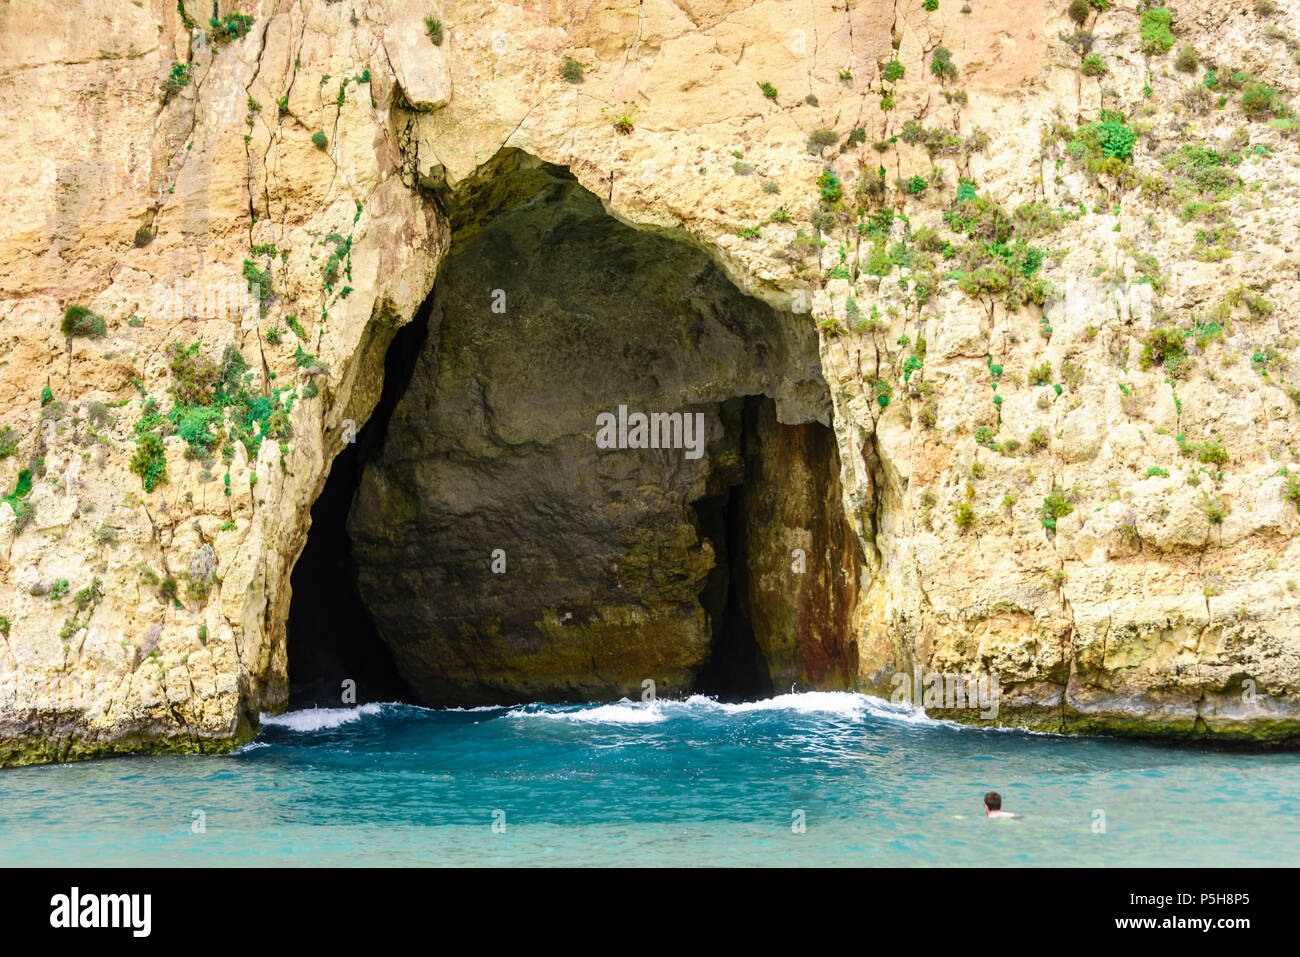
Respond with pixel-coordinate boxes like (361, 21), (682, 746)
(505, 691), (938, 726)
(682, 691), (875, 718)
(509, 700), (668, 724)
(439, 704), (512, 712)
(260, 693), (1046, 739)
(260, 703), (386, 731)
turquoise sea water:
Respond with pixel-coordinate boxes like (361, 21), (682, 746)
(2, 692), (1298, 866)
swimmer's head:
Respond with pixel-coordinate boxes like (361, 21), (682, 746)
(984, 791), (1001, 811)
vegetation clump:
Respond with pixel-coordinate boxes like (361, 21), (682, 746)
(1241, 81), (1285, 120)
(1068, 110), (1136, 171)
(61, 305), (106, 339)
(605, 101), (642, 134)
(2, 469), (34, 533)
(1081, 54), (1107, 77)
(161, 62), (191, 101)
(930, 46), (957, 80)
(209, 13), (254, 44)
(1139, 5), (1175, 56)
(1040, 487), (1074, 531)
(1139, 325), (1187, 375)
(807, 128), (839, 154)
(130, 342), (296, 492)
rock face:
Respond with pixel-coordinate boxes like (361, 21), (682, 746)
(2, 0), (1299, 764)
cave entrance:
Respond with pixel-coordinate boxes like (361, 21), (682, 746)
(691, 396), (773, 702)
(288, 149), (855, 709)
(284, 301), (427, 709)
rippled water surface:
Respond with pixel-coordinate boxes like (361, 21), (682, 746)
(2, 694), (1297, 866)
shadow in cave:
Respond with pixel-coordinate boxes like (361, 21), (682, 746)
(691, 396), (775, 702)
(284, 304), (431, 709)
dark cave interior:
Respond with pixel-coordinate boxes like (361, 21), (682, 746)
(287, 152), (833, 709)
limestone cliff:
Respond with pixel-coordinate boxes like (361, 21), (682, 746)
(1, 0), (1298, 764)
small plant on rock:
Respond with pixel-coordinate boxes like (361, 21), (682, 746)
(1139, 5), (1175, 56)
(561, 57), (584, 83)
(61, 305), (106, 339)
(605, 101), (643, 134)
(1081, 54), (1107, 77)
(930, 46), (957, 81)
(161, 62), (192, 101)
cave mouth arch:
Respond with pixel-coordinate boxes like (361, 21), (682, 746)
(288, 149), (860, 710)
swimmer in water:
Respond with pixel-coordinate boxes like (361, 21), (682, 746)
(984, 791), (1020, 819)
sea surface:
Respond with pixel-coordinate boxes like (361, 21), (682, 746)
(2, 693), (1298, 866)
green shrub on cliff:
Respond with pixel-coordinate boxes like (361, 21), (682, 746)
(1139, 6), (1175, 56)
(1040, 487), (1073, 531)
(242, 258), (273, 313)
(1161, 143), (1242, 196)
(1285, 472), (1300, 512)
(0, 426), (16, 459)
(209, 13), (254, 44)
(1199, 492), (1229, 524)
(1241, 81), (1285, 119)
(167, 342), (219, 406)
(817, 170), (844, 203)
(560, 57), (584, 83)
(61, 305), (106, 339)
(2, 469), (34, 533)
(172, 404), (223, 458)
(1195, 438), (1228, 466)
(130, 400), (168, 492)
(930, 46), (957, 80)
(807, 129), (839, 154)
(1069, 111), (1135, 168)
(1139, 325), (1186, 372)
(161, 62), (191, 101)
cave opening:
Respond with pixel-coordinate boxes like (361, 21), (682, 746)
(287, 149), (847, 710)
(284, 298), (429, 709)
(690, 396), (775, 702)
